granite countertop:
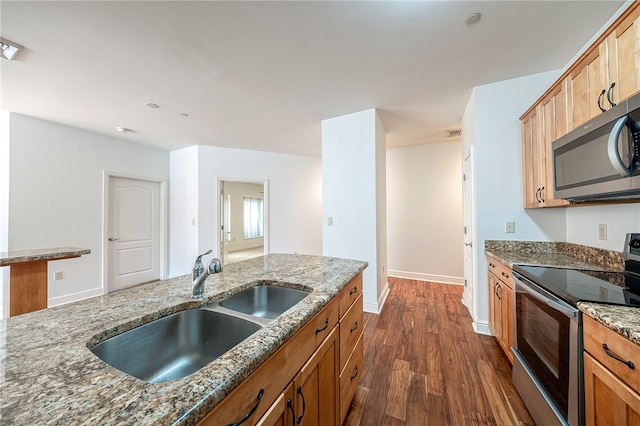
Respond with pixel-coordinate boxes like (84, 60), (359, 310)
(579, 302), (640, 346)
(0, 254), (367, 425)
(0, 247), (91, 266)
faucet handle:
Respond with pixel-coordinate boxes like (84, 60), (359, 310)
(195, 249), (213, 264)
(208, 258), (223, 274)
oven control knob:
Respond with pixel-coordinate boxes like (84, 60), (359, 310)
(630, 239), (640, 249)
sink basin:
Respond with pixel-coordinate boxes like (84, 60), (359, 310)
(90, 309), (262, 383)
(217, 284), (310, 319)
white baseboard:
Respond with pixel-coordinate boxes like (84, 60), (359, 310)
(48, 288), (103, 308)
(363, 281), (390, 314)
(473, 319), (492, 335)
(388, 270), (464, 286)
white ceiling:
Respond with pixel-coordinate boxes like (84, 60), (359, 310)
(0, 1), (626, 156)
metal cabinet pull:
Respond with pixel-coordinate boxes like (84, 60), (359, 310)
(350, 365), (359, 381)
(287, 399), (295, 426)
(607, 82), (617, 107)
(602, 343), (635, 369)
(540, 186), (545, 203)
(108, 237), (119, 241)
(489, 263), (495, 268)
(226, 388), (264, 426)
(349, 286), (358, 295)
(501, 271), (509, 279)
(598, 89), (607, 112)
(315, 318), (329, 335)
(296, 386), (306, 424)
(350, 321), (359, 333)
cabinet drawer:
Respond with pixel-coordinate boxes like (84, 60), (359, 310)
(340, 294), (363, 374)
(339, 333), (363, 424)
(584, 315), (640, 394)
(487, 256), (513, 289)
(339, 274), (362, 317)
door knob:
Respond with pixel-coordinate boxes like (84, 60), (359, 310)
(465, 242), (473, 247)
(108, 237), (119, 241)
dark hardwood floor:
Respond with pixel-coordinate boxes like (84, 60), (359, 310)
(343, 277), (535, 426)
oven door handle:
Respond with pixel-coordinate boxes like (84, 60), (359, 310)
(513, 272), (578, 320)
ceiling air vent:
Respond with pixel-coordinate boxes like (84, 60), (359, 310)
(447, 129), (462, 137)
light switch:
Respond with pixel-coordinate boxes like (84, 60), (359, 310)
(54, 271), (63, 281)
(327, 217), (333, 226)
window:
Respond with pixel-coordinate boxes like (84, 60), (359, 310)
(243, 197), (263, 239)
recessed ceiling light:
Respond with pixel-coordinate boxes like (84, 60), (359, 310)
(465, 12), (481, 25)
(145, 102), (159, 109)
(0, 37), (23, 61)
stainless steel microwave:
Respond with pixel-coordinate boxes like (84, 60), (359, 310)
(552, 92), (640, 201)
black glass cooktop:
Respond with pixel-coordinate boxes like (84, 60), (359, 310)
(513, 265), (640, 307)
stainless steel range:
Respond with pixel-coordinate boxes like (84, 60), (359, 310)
(511, 235), (640, 426)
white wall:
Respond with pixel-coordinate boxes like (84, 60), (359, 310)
(322, 109), (388, 313)
(566, 204), (640, 250)
(0, 111), (10, 317)
(8, 114), (169, 307)
(169, 145), (322, 277)
(224, 182), (264, 253)
(463, 72), (567, 332)
(387, 141), (463, 284)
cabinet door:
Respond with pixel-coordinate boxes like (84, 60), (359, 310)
(257, 384), (295, 426)
(499, 282), (513, 364)
(569, 43), (609, 128)
(522, 108), (544, 208)
(293, 327), (339, 426)
(607, 5), (640, 105)
(584, 353), (640, 426)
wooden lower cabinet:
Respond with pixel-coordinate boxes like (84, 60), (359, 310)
(487, 256), (514, 364)
(584, 353), (640, 426)
(293, 327), (339, 426)
(197, 274), (362, 426)
(583, 315), (640, 426)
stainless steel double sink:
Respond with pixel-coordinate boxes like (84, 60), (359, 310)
(89, 283), (310, 383)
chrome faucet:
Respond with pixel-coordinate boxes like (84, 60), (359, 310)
(191, 250), (223, 299)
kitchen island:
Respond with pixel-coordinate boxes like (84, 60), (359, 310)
(0, 254), (367, 425)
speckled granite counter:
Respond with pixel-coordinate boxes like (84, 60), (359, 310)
(579, 303), (640, 346)
(0, 247), (91, 266)
(0, 254), (367, 425)
(484, 240), (624, 272)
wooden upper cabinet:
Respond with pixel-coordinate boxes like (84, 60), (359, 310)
(607, 4), (640, 105)
(568, 41), (609, 128)
(522, 108), (542, 208)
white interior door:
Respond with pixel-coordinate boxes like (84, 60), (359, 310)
(108, 177), (160, 292)
(463, 151), (475, 314)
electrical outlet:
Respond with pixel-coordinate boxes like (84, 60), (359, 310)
(599, 224), (607, 240)
(327, 217), (333, 226)
(54, 271), (63, 281)
(505, 221), (515, 233)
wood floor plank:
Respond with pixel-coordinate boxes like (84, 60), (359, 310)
(345, 279), (534, 426)
(343, 386), (369, 426)
(385, 359), (414, 421)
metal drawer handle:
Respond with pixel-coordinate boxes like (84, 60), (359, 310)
(603, 343), (635, 369)
(315, 318), (329, 334)
(489, 262), (495, 268)
(226, 388), (264, 426)
(350, 365), (359, 381)
(296, 386), (306, 424)
(350, 321), (358, 333)
(501, 271), (509, 279)
(349, 286), (358, 295)
(287, 399), (295, 426)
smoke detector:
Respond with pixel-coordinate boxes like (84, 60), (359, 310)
(447, 129), (462, 137)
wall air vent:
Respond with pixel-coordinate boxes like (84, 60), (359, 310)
(447, 129), (462, 137)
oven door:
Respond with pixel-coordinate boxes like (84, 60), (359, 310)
(512, 272), (581, 426)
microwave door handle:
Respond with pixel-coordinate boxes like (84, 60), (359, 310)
(607, 115), (630, 177)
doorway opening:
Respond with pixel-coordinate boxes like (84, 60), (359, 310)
(219, 179), (268, 265)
